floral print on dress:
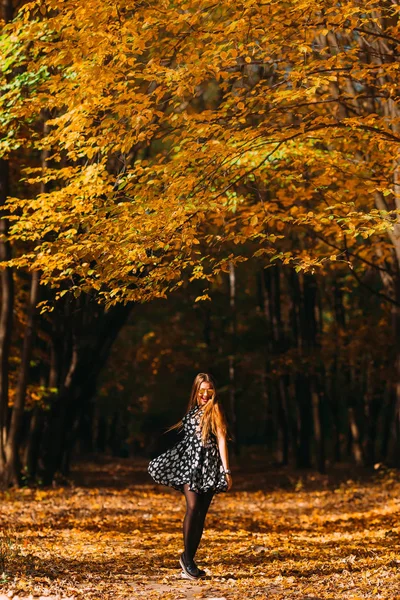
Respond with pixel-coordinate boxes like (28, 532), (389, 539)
(147, 406), (228, 494)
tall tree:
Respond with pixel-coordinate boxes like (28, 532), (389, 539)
(0, 0), (14, 473)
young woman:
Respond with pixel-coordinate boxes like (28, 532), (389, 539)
(147, 373), (232, 580)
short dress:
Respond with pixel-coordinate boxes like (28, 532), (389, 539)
(147, 406), (228, 494)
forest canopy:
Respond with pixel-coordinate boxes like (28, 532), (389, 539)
(1, 0), (399, 305)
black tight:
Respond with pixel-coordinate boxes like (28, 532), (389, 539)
(182, 483), (214, 563)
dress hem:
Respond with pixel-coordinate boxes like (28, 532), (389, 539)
(149, 476), (228, 495)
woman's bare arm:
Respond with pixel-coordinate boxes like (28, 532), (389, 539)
(217, 429), (232, 491)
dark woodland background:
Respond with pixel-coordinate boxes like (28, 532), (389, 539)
(1, 257), (395, 486)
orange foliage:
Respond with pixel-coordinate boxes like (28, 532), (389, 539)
(1, 1), (400, 306)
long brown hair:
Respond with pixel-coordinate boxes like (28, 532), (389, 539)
(166, 373), (230, 444)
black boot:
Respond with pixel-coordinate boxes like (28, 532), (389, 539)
(179, 553), (202, 580)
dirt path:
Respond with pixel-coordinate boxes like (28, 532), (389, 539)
(0, 457), (400, 599)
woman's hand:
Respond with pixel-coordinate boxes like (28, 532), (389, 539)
(225, 473), (233, 491)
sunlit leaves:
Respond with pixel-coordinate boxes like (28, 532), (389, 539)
(1, 0), (400, 304)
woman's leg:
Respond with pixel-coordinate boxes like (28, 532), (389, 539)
(182, 484), (202, 563)
(191, 489), (214, 558)
(182, 484), (214, 563)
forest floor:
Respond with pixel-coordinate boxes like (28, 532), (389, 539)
(0, 454), (400, 599)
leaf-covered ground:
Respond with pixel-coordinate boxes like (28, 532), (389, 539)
(1, 457), (400, 599)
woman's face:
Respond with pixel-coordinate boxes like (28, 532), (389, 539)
(197, 381), (214, 407)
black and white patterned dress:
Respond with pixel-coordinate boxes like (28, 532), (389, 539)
(148, 406), (228, 494)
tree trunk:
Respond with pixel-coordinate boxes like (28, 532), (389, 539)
(23, 405), (45, 482)
(380, 382), (395, 462)
(348, 406), (364, 466)
(277, 376), (289, 465)
(4, 271), (40, 484)
(258, 268), (277, 457)
(0, 158), (13, 475)
(0, 0), (15, 474)
(228, 261), (239, 456)
(311, 380), (325, 473)
(1, 0), (13, 22)
(296, 373), (313, 468)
